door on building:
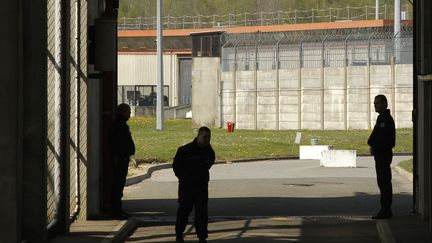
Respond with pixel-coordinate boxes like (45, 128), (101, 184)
(179, 58), (192, 105)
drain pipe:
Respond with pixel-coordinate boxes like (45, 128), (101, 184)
(70, 0), (81, 222)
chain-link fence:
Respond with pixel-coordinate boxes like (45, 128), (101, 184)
(47, 0), (63, 228)
(47, 0), (88, 232)
(219, 27), (413, 130)
(118, 4), (413, 30)
(221, 26), (413, 72)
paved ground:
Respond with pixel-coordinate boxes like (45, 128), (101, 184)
(127, 216), (380, 243)
(123, 156), (413, 242)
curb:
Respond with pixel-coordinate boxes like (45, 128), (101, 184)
(125, 157), (300, 187)
(102, 218), (137, 243)
(126, 155), (414, 187)
(126, 163), (172, 186)
(392, 165), (413, 182)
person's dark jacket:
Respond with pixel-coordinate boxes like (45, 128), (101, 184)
(368, 109), (395, 154)
(173, 138), (215, 184)
(110, 114), (135, 159)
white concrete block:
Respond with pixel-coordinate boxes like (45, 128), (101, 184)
(300, 145), (333, 160)
(320, 150), (357, 167)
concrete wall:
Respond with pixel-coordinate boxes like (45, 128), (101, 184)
(257, 71), (278, 129)
(347, 66), (369, 129)
(395, 64), (414, 128)
(279, 69), (301, 130)
(192, 57), (221, 127)
(220, 64), (413, 130)
(221, 71), (235, 127)
(324, 67), (345, 129)
(302, 68), (322, 129)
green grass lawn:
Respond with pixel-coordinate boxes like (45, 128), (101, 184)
(398, 159), (413, 173)
(129, 117), (413, 163)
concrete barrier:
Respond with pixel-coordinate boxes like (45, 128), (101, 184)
(299, 145), (333, 160)
(320, 150), (357, 167)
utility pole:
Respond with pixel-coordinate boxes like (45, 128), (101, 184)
(394, 0), (401, 36)
(394, 0), (401, 62)
(156, 0), (164, 130)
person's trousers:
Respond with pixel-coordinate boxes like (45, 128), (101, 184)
(112, 157), (130, 215)
(175, 182), (208, 240)
(374, 151), (393, 211)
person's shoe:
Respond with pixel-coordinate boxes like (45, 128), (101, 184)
(112, 211), (129, 220)
(175, 235), (184, 243)
(372, 210), (393, 219)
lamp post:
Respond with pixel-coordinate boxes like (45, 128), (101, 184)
(394, 0), (401, 62)
(156, 0), (164, 130)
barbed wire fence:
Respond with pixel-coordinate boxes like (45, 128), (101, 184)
(118, 4), (413, 30)
(220, 26), (413, 71)
(218, 27), (413, 130)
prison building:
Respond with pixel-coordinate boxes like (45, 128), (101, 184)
(118, 19), (413, 130)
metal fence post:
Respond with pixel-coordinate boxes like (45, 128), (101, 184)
(198, 15), (201, 28)
(367, 32), (375, 129)
(391, 56), (396, 125)
(312, 8), (315, 23)
(329, 7), (332, 22)
(298, 37), (305, 129)
(233, 41), (240, 126)
(344, 33), (352, 130)
(167, 15), (170, 29)
(254, 40), (261, 130)
(260, 11), (263, 26)
(182, 15), (185, 29)
(275, 36), (285, 130)
(384, 4), (387, 19)
(347, 6), (350, 20)
(321, 35), (329, 129)
(278, 11), (281, 25)
(366, 5), (368, 20)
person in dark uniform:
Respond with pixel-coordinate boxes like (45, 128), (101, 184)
(173, 126), (215, 243)
(110, 103), (135, 219)
(368, 94), (396, 219)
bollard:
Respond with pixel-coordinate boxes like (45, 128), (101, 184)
(227, 122), (235, 133)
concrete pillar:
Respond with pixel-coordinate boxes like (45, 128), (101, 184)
(233, 44), (239, 125)
(298, 40), (303, 130)
(344, 56), (348, 130)
(320, 59), (325, 130)
(391, 57), (396, 126)
(254, 44), (259, 130)
(0, 0), (48, 242)
(367, 35), (372, 129)
(276, 44), (280, 130)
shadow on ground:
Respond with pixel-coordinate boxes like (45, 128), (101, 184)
(124, 193), (412, 217)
